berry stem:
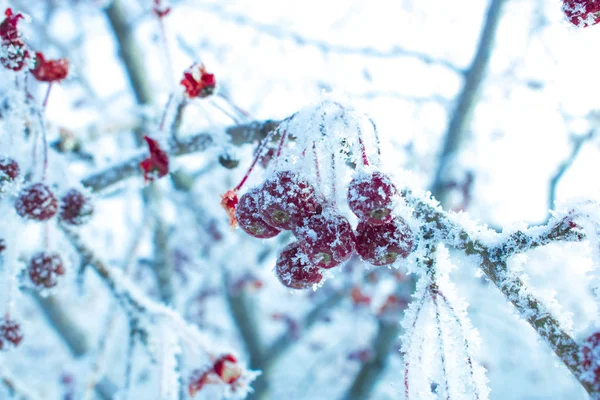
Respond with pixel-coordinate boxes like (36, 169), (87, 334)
(36, 110), (49, 181)
(233, 127), (278, 191)
(159, 93), (174, 132)
(330, 151), (337, 205)
(155, 2), (175, 91)
(42, 83), (53, 109)
(211, 100), (241, 124)
(367, 117), (381, 165)
(275, 129), (288, 160)
(217, 93), (252, 120)
(312, 141), (321, 185)
(358, 136), (370, 167)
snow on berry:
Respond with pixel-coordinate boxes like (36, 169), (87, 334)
(30, 52), (69, 82)
(259, 170), (322, 230)
(59, 189), (94, 226)
(294, 209), (355, 268)
(563, 0), (600, 27)
(0, 316), (23, 351)
(1, 38), (31, 71)
(181, 63), (216, 99)
(348, 171), (398, 225)
(235, 187), (280, 238)
(28, 251), (65, 289)
(275, 242), (323, 289)
(140, 136), (169, 182)
(355, 217), (414, 266)
(15, 183), (58, 221)
(0, 156), (19, 190)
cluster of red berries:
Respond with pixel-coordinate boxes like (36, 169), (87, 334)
(181, 63), (216, 99)
(223, 102), (415, 290)
(0, 157), (94, 289)
(0, 8), (69, 80)
(563, 0), (600, 27)
(0, 315), (23, 351)
(188, 354), (242, 396)
(581, 332), (600, 389)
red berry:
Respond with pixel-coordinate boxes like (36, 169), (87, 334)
(1, 39), (31, 71)
(259, 171), (322, 230)
(59, 189), (93, 226)
(213, 354), (242, 384)
(295, 210), (355, 269)
(0, 156), (19, 190)
(275, 242), (323, 289)
(30, 52), (69, 82)
(355, 217), (414, 266)
(0, 316), (23, 351)
(15, 183), (58, 221)
(28, 251), (65, 289)
(348, 171), (398, 225)
(563, 0), (600, 27)
(235, 188), (280, 238)
(0, 9), (23, 41)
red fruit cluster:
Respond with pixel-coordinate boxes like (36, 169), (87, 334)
(59, 189), (94, 226)
(0, 156), (19, 190)
(0, 9), (30, 71)
(15, 183), (58, 221)
(28, 251), (65, 289)
(188, 354), (242, 396)
(0, 316), (23, 351)
(349, 172), (414, 266)
(563, 0), (600, 27)
(181, 63), (216, 99)
(31, 52), (69, 82)
(581, 332), (600, 389)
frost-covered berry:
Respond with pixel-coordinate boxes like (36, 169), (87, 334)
(213, 354), (242, 384)
(0, 156), (19, 190)
(1, 39), (31, 71)
(275, 242), (322, 289)
(28, 251), (65, 289)
(259, 171), (322, 230)
(0, 316), (23, 351)
(348, 171), (398, 225)
(236, 188), (280, 238)
(295, 210), (355, 269)
(15, 183), (58, 221)
(59, 189), (93, 226)
(563, 0), (600, 28)
(355, 217), (414, 266)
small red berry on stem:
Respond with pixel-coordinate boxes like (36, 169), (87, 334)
(259, 171), (322, 230)
(152, 0), (171, 18)
(235, 188), (280, 238)
(181, 63), (216, 99)
(140, 136), (169, 182)
(15, 183), (58, 221)
(275, 242), (322, 289)
(0, 9), (24, 41)
(28, 251), (65, 289)
(220, 189), (239, 228)
(0, 156), (19, 190)
(355, 217), (414, 266)
(0, 316), (23, 351)
(213, 354), (242, 384)
(295, 210), (355, 269)
(59, 189), (94, 226)
(348, 171), (398, 225)
(30, 52), (69, 82)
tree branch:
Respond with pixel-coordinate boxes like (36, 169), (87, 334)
(81, 120), (279, 193)
(430, 0), (507, 207)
